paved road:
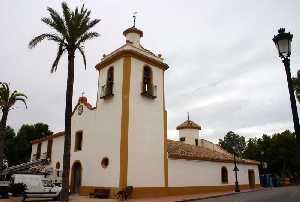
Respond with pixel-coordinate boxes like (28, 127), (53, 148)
(192, 186), (300, 202)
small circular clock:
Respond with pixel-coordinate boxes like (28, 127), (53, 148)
(78, 105), (83, 115)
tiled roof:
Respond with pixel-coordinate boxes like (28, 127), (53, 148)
(123, 26), (143, 37)
(176, 120), (201, 130)
(31, 131), (64, 144)
(78, 96), (93, 109)
(167, 140), (259, 165)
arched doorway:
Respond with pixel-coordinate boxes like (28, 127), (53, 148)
(71, 161), (82, 194)
(248, 169), (255, 189)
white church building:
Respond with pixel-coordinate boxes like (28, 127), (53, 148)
(30, 25), (260, 198)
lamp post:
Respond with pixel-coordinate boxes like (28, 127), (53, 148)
(260, 151), (264, 174)
(273, 28), (300, 165)
(232, 146), (240, 192)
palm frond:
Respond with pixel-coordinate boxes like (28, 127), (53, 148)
(46, 7), (69, 38)
(15, 98), (28, 109)
(76, 32), (99, 47)
(0, 83), (27, 110)
(51, 42), (66, 73)
(41, 17), (68, 39)
(77, 46), (87, 70)
(0, 82), (10, 102)
(28, 33), (65, 49)
(62, 2), (72, 39)
(11, 92), (28, 99)
(85, 19), (100, 32)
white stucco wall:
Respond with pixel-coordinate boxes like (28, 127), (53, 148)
(127, 58), (165, 187)
(125, 33), (141, 46)
(31, 144), (37, 160)
(168, 159), (260, 187)
(50, 136), (64, 169)
(70, 58), (124, 188)
(179, 129), (199, 145)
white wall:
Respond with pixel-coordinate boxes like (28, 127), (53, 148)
(168, 159), (260, 187)
(49, 136), (64, 169)
(179, 129), (199, 145)
(31, 144), (37, 161)
(127, 58), (165, 187)
(70, 58), (123, 187)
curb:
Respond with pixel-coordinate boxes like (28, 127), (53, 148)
(175, 188), (266, 202)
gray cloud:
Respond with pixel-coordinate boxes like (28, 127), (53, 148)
(1, 0), (300, 143)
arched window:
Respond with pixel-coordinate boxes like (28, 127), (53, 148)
(141, 66), (156, 98)
(221, 167), (228, 184)
(106, 66), (114, 96)
(100, 66), (114, 99)
(56, 162), (60, 170)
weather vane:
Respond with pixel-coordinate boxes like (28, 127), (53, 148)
(133, 11), (138, 27)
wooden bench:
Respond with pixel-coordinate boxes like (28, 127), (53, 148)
(89, 188), (110, 198)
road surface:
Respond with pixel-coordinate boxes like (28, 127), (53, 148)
(192, 186), (300, 202)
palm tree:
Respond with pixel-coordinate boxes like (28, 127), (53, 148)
(28, 2), (99, 201)
(0, 82), (27, 170)
(292, 70), (300, 102)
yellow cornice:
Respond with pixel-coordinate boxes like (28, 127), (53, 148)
(95, 49), (169, 71)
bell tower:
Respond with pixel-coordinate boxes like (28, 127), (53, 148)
(176, 113), (201, 146)
(95, 25), (169, 189)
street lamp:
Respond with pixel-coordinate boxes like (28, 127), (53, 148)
(232, 146), (240, 192)
(273, 28), (300, 165)
(260, 151), (264, 174)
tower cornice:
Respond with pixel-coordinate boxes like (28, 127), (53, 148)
(95, 48), (169, 71)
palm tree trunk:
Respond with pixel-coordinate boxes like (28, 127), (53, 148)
(0, 109), (8, 171)
(61, 52), (75, 202)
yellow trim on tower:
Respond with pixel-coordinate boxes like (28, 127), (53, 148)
(95, 49), (169, 71)
(119, 56), (131, 189)
(162, 71), (168, 187)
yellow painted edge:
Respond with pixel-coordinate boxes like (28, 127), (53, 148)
(80, 186), (119, 198)
(130, 184), (261, 198)
(80, 184), (261, 198)
(119, 56), (131, 189)
(163, 71), (168, 187)
(95, 49), (169, 71)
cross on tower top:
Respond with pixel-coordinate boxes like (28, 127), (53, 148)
(133, 11), (138, 27)
(81, 91), (85, 97)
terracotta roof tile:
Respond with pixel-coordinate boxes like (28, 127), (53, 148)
(167, 140), (259, 165)
(176, 120), (201, 130)
(123, 26), (143, 37)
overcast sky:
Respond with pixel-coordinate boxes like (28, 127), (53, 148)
(1, 0), (300, 143)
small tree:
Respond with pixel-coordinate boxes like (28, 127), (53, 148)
(218, 131), (246, 157)
(0, 82), (27, 171)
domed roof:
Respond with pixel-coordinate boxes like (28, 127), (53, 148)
(123, 26), (143, 37)
(176, 119), (201, 130)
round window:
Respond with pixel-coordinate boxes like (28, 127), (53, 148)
(101, 157), (109, 168)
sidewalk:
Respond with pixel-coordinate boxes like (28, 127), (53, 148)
(69, 188), (264, 202)
(0, 188), (264, 202)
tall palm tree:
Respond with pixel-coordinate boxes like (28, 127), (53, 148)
(292, 70), (300, 102)
(0, 82), (27, 170)
(28, 2), (99, 201)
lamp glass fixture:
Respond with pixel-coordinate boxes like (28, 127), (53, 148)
(273, 28), (293, 58)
